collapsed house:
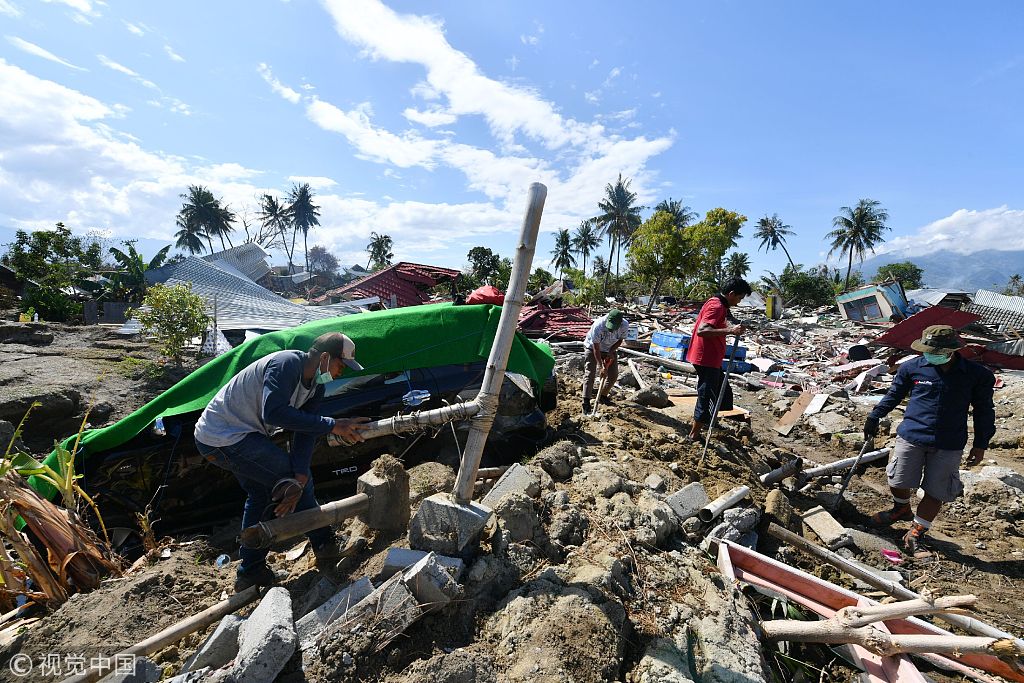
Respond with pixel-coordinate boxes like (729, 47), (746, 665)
(311, 262), (461, 309)
(835, 281), (911, 324)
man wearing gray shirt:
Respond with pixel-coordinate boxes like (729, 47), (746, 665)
(195, 332), (369, 591)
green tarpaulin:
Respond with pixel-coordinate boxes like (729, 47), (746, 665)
(30, 303), (554, 499)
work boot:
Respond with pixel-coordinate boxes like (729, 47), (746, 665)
(233, 563), (277, 592)
(582, 398), (592, 414)
(902, 523), (928, 553)
(870, 503), (913, 526)
(312, 538), (343, 569)
(598, 395), (613, 406)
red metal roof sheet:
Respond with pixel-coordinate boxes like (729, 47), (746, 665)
(871, 306), (982, 351)
(518, 305), (593, 341)
(319, 262), (460, 308)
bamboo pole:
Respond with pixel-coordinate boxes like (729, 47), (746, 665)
(239, 492), (370, 549)
(619, 347), (696, 374)
(767, 523), (1024, 649)
(60, 586), (260, 683)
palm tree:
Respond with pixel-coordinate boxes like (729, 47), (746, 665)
(724, 252), (751, 279)
(591, 255), (609, 278)
(288, 183), (321, 274)
(550, 229), (576, 281)
(826, 199), (891, 291)
(174, 213), (206, 255)
(654, 198), (697, 230)
(592, 174), (643, 295)
(176, 185), (219, 254)
(209, 203), (236, 252)
(258, 194), (295, 273)
(571, 219), (600, 277)
(366, 232), (394, 270)
(754, 214), (797, 270)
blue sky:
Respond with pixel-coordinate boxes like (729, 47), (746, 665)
(1, 0), (1023, 281)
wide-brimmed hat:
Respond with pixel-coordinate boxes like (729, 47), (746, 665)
(310, 332), (364, 371)
(605, 309), (624, 329)
(910, 325), (963, 355)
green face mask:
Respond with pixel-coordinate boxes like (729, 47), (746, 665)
(315, 355), (334, 385)
(923, 352), (952, 365)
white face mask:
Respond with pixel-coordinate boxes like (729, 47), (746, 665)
(315, 354), (334, 385)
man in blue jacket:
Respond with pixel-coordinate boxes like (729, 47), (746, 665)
(864, 325), (995, 551)
(195, 332), (370, 591)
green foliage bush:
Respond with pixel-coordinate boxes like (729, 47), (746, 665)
(22, 285), (81, 322)
(132, 283), (209, 361)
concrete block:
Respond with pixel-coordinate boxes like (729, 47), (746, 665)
(763, 489), (797, 532)
(180, 614), (242, 673)
(409, 493), (492, 555)
(980, 465), (1024, 492)
(357, 457), (410, 533)
(402, 551), (464, 612)
(849, 528), (899, 555)
(293, 576), (338, 619)
(321, 573), (421, 646)
(802, 505), (853, 549)
(232, 586), (296, 683)
(296, 576), (373, 650)
(666, 482), (709, 522)
(643, 474), (666, 492)
(481, 463), (540, 507)
(381, 547), (465, 581)
(98, 656), (160, 683)
(164, 669), (210, 683)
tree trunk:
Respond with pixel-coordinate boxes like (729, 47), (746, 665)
(603, 233), (616, 296)
(780, 243), (796, 271)
(646, 274), (664, 313)
(218, 234), (226, 252)
(303, 229), (309, 274)
(582, 252), (588, 279)
(844, 249), (854, 291)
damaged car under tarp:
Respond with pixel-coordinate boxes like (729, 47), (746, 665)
(28, 303), (556, 539)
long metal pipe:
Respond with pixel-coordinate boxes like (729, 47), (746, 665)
(767, 523), (1024, 650)
(759, 457), (803, 486)
(698, 485), (750, 523)
(800, 448), (890, 481)
(451, 183), (546, 503)
(239, 493), (369, 549)
(328, 401), (479, 444)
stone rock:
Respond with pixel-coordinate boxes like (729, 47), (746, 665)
(636, 490), (679, 547)
(232, 587), (296, 683)
(295, 577), (373, 650)
(533, 441), (580, 482)
(392, 650), (499, 682)
(493, 492), (541, 543)
(577, 463), (624, 499)
(802, 506), (853, 549)
(629, 637), (696, 683)
(98, 656), (160, 683)
(849, 528), (899, 555)
(181, 615), (243, 673)
(634, 386), (670, 408)
(402, 551), (464, 612)
(409, 494), (492, 555)
(807, 412), (856, 437)
(666, 482), (710, 522)
(979, 465), (1024, 492)
(763, 489), (798, 532)
(381, 547), (465, 581)
(164, 668), (210, 683)
(644, 473), (667, 492)
(0, 323), (53, 345)
(548, 507), (588, 547)
(482, 463), (541, 507)
(293, 576), (338, 619)
(357, 455), (410, 533)
(407, 461), (457, 506)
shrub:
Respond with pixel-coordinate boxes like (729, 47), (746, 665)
(132, 283), (209, 362)
(22, 285), (81, 322)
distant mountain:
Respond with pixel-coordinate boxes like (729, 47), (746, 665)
(858, 249), (1024, 292)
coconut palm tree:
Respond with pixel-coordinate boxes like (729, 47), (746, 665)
(366, 232), (394, 270)
(550, 229), (576, 281)
(288, 183), (321, 274)
(593, 174), (643, 295)
(258, 194), (295, 273)
(209, 203), (236, 252)
(176, 185), (219, 254)
(827, 199), (891, 291)
(724, 252), (751, 279)
(654, 198), (697, 230)
(754, 214), (797, 270)
(174, 213), (206, 255)
(571, 219), (600, 277)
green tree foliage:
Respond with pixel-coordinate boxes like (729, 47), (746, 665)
(365, 232), (394, 271)
(753, 214), (796, 269)
(593, 174), (643, 294)
(175, 185), (236, 254)
(1, 223), (98, 321)
(466, 246), (501, 284)
(495, 257), (513, 291)
(133, 283), (209, 362)
(627, 211), (695, 312)
(874, 261), (924, 289)
(550, 229), (576, 280)
(591, 255), (609, 278)
(653, 198), (697, 230)
(258, 194), (295, 271)
(99, 241), (171, 304)
(571, 219), (600, 276)
(827, 199), (890, 291)
(1004, 274), (1024, 297)
(288, 183), (321, 274)
(688, 208), (746, 282)
(724, 252), (751, 279)
(776, 265), (837, 307)
(528, 267), (554, 291)
(308, 245), (340, 276)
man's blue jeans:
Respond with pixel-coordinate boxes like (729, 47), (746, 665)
(196, 433), (332, 573)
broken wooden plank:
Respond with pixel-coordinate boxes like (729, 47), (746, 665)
(660, 396), (748, 420)
(773, 391), (815, 436)
(804, 393), (829, 415)
(626, 359), (648, 391)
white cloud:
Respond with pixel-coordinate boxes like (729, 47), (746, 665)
(874, 207), (1024, 257)
(506, 55), (519, 72)
(306, 99), (439, 168)
(583, 90), (600, 104)
(5, 36), (86, 71)
(0, 1), (22, 18)
(602, 66), (621, 88)
(41, 0), (94, 12)
(288, 175), (338, 190)
(164, 44), (185, 62)
(520, 34), (538, 46)
(403, 107), (457, 127)
(257, 62), (301, 104)
(97, 54), (158, 89)
(123, 21), (145, 36)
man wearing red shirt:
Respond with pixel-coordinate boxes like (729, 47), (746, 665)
(686, 277), (751, 441)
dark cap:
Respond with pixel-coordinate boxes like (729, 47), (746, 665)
(910, 325), (963, 355)
(310, 332), (363, 371)
(605, 309), (624, 329)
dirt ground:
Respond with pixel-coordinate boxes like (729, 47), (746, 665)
(2, 320), (1023, 682)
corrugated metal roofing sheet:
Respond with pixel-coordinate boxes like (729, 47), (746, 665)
(871, 306), (982, 350)
(318, 262), (460, 308)
(967, 289), (1024, 329)
(200, 243), (272, 282)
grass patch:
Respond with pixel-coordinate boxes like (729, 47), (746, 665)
(113, 357), (164, 381)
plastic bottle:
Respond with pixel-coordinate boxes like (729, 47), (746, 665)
(153, 417), (165, 436)
(215, 554), (231, 569)
(32, 313), (38, 322)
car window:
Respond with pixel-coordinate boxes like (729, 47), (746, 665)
(323, 370), (411, 398)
